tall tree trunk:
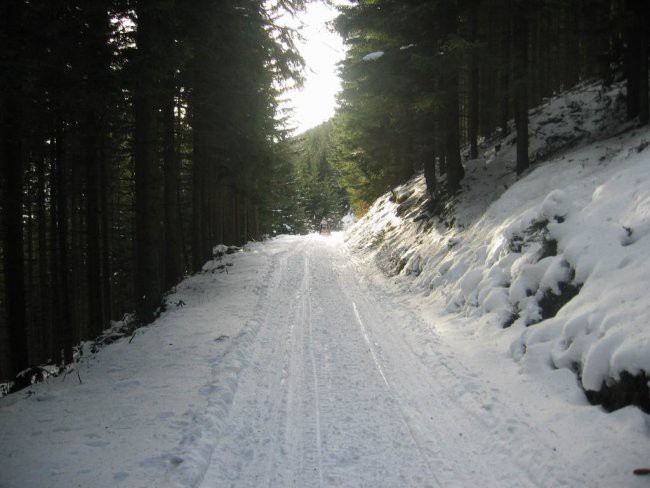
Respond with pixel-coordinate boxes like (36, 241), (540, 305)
(437, 0), (464, 195)
(423, 149), (436, 198)
(1, 0), (29, 377)
(253, 204), (260, 240)
(134, 1), (162, 324)
(513, 0), (529, 174)
(100, 142), (112, 324)
(53, 111), (73, 364)
(444, 71), (464, 194)
(86, 108), (103, 333)
(36, 147), (51, 362)
(26, 176), (35, 362)
(84, 3), (110, 335)
(190, 0), (220, 268)
(163, 86), (182, 288)
(468, 1), (480, 159)
(499, 2), (511, 136)
(623, 0), (640, 121)
(191, 69), (209, 269)
(71, 136), (84, 342)
(242, 196), (248, 244)
(633, 0), (649, 125)
(479, 1), (491, 136)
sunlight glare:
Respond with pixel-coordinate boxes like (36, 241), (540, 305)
(283, 1), (348, 134)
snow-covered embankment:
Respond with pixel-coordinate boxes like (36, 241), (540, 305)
(346, 82), (650, 412)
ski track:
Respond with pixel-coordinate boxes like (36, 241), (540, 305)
(164, 235), (581, 488)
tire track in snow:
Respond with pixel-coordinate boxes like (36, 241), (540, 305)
(173, 234), (568, 488)
(302, 246), (325, 487)
(306, 237), (439, 487)
(352, 302), (389, 388)
(263, 241), (325, 487)
(230, 241), (311, 487)
(196, 237), (329, 488)
(351, 301), (442, 487)
(162, 241), (302, 488)
(261, 285), (300, 487)
(342, 247), (583, 487)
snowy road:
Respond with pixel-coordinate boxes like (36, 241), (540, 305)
(1, 234), (646, 488)
(197, 237), (443, 487)
(169, 235), (581, 488)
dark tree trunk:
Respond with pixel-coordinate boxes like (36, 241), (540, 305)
(175, 103), (188, 269)
(634, 0), (649, 125)
(191, 0), (220, 264)
(84, 3), (110, 335)
(444, 73), (464, 194)
(53, 112), (74, 364)
(36, 147), (51, 362)
(85, 108), (103, 333)
(1, 0), (29, 377)
(437, 0), (464, 195)
(423, 152), (436, 197)
(468, 0), (480, 159)
(624, 55), (639, 121)
(100, 142), (112, 324)
(163, 87), (183, 288)
(499, 2), (511, 136)
(134, 1), (162, 324)
(70, 150), (83, 342)
(422, 115), (437, 197)
(191, 69), (209, 269)
(160, 0), (183, 288)
(513, 0), (529, 174)
(623, 0), (641, 121)
(253, 204), (260, 240)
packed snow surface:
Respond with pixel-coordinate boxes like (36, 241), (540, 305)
(0, 234), (647, 487)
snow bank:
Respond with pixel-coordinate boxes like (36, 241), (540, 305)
(347, 80), (650, 411)
(0, 242), (275, 488)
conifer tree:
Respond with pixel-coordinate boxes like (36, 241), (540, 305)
(0, 0), (305, 382)
(1, 0), (29, 377)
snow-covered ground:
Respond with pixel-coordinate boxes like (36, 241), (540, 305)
(1, 81), (648, 487)
(0, 232), (647, 487)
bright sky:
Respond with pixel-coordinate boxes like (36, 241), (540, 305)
(282, 1), (347, 134)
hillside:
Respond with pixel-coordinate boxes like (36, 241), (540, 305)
(346, 80), (650, 413)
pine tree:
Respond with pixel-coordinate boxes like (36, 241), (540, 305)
(1, 0), (29, 378)
(133, 0), (164, 324)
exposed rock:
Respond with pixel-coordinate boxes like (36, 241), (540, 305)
(586, 370), (650, 413)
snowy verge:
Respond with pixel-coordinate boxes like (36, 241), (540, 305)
(346, 81), (650, 412)
(0, 241), (279, 488)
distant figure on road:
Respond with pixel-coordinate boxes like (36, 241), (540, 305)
(319, 218), (330, 235)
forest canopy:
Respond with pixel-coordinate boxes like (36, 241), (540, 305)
(0, 0), (307, 383)
(330, 0), (649, 211)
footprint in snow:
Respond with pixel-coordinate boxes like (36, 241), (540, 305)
(113, 471), (129, 482)
(199, 384), (217, 396)
(113, 379), (141, 389)
(84, 440), (109, 448)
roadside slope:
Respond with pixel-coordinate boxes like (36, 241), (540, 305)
(346, 81), (650, 414)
